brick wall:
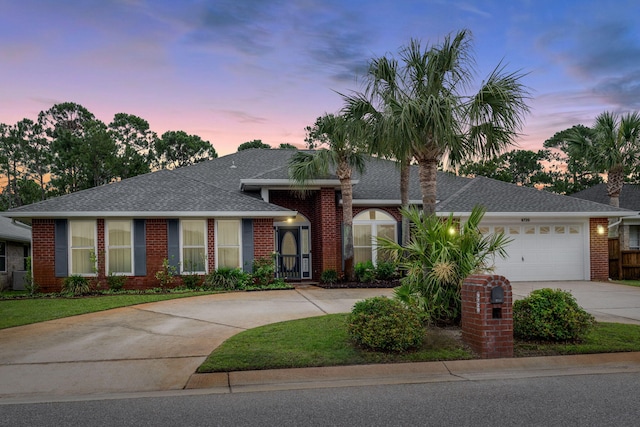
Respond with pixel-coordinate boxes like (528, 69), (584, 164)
(31, 219), (60, 293)
(461, 274), (513, 359)
(253, 218), (275, 260)
(590, 218), (609, 281)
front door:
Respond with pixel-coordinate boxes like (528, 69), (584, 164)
(278, 228), (299, 279)
(276, 225), (311, 280)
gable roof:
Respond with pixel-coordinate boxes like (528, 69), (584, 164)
(571, 183), (640, 211)
(2, 148), (631, 219)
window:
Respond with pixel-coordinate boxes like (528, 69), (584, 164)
(216, 220), (240, 269)
(23, 245), (29, 271)
(630, 226), (640, 250)
(107, 220), (133, 275)
(0, 242), (5, 272)
(182, 220), (206, 273)
(353, 210), (397, 266)
(70, 220), (96, 275)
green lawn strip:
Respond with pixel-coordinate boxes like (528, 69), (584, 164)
(0, 292), (214, 330)
(611, 280), (640, 288)
(197, 313), (474, 373)
(514, 322), (640, 357)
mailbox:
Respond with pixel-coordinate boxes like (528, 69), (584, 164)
(490, 285), (504, 304)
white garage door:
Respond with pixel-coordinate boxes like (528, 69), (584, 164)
(481, 223), (586, 281)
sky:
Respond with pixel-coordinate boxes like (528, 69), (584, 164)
(1, 0), (639, 156)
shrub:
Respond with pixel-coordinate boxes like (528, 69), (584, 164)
(513, 288), (595, 342)
(205, 268), (250, 290)
(155, 258), (177, 289)
(62, 275), (91, 296)
(347, 296), (424, 352)
(24, 256), (38, 295)
(252, 257), (276, 288)
(354, 261), (375, 283)
(106, 274), (127, 291)
(320, 269), (338, 285)
(181, 274), (203, 289)
(375, 260), (397, 281)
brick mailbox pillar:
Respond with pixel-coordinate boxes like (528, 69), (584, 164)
(461, 274), (513, 359)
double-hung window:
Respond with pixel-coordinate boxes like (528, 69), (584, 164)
(70, 220), (96, 275)
(216, 219), (241, 269)
(182, 220), (206, 273)
(629, 225), (640, 250)
(107, 220), (133, 275)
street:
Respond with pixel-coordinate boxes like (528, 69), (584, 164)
(2, 372), (639, 426)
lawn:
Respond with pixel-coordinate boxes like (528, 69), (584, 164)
(0, 291), (215, 329)
(197, 314), (640, 373)
(612, 280), (640, 288)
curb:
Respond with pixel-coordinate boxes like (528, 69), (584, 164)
(186, 352), (640, 393)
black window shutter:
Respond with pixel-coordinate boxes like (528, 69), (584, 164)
(167, 219), (180, 271)
(54, 219), (68, 277)
(242, 219), (254, 273)
(133, 219), (146, 276)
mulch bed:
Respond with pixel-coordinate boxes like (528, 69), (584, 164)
(314, 279), (400, 289)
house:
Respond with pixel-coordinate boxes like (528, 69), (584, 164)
(571, 183), (640, 250)
(0, 215), (31, 290)
(2, 149), (632, 292)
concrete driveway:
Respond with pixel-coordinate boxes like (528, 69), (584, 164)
(1, 281), (639, 401)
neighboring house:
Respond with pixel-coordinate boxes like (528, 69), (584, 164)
(3, 149), (632, 292)
(0, 215), (31, 290)
(571, 183), (640, 250)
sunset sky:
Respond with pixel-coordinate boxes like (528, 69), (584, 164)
(1, 0), (639, 156)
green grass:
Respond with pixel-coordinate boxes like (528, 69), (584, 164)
(198, 315), (640, 373)
(0, 291), (215, 329)
(197, 313), (473, 373)
(514, 322), (640, 356)
(611, 280), (640, 288)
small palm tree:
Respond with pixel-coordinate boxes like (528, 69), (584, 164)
(378, 205), (510, 324)
(568, 111), (640, 207)
(289, 113), (368, 281)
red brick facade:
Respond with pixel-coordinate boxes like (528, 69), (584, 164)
(461, 275), (514, 359)
(589, 218), (609, 281)
(31, 219), (58, 293)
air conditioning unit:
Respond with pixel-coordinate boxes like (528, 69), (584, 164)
(12, 271), (27, 291)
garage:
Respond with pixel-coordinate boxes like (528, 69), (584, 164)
(480, 222), (587, 281)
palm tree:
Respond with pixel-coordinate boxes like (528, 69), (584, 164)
(289, 113), (367, 281)
(347, 30), (530, 216)
(568, 111), (640, 207)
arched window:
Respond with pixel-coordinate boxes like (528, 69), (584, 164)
(353, 209), (397, 266)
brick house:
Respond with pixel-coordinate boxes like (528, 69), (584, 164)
(3, 149), (631, 292)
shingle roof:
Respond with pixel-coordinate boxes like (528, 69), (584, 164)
(0, 215), (31, 242)
(3, 148), (630, 218)
(437, 176), (631, 214)
(571, 183), (640, 211)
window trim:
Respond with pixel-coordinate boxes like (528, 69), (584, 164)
(215, 219), (242, 269)
(180, 219), (208, 274)
(68, 219), (97, 277)
(106, 219), (134, 276)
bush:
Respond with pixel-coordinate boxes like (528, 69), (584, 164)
(347, 296), (424, 352)
(106, 274), (127, 291)
(62, 275), (91, 296)
(252, 257), (276, 288)
(205, 268), (250, 290)
(320, 269), (338, 285)
(514, 288), (595, 342)
(155, 258), (177, 288)
(354, 261), (375, 283)
(375, 261), (397, 281)
(181, 274), (203, 289)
